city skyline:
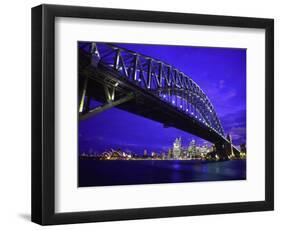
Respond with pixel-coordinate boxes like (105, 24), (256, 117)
(80, 135), (246, 160)
(81, 136), (212, 156)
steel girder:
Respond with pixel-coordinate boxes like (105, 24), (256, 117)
(79, 42), (225, 137)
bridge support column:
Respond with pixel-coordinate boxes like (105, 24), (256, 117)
(79, 76), (88, 113)
(225, 134), (240, 158)
(215, 143), (229, 160)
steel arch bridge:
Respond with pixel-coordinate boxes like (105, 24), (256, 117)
(78, 42), (239, 159)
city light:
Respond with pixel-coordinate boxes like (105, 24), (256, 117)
(80, 136), (246, 161)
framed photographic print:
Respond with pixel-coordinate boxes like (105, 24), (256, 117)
(31, 4), (274, 225)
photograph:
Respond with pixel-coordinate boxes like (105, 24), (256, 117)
(78, 42), (247, 187)
(30, 3), (274, 225)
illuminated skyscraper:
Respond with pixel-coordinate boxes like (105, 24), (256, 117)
(188, 140), (196, 159)
(168, 148), (173, 159)
(143, 149), (148, 158)
(173, 137), (182, 159)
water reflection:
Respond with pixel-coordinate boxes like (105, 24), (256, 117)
(79, 160), (246, 187)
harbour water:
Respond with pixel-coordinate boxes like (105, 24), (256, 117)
(78, 159), (246, 187)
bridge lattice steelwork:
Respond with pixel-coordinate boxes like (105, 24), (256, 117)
(79, 42), (225, 137)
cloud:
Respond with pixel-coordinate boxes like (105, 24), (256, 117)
(230, 127), (246, 141)
(220, 109), (246, 145)
(223, 89), (237, 101)
(218, 80), (225, 89)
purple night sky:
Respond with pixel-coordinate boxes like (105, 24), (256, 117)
(79, 42), (246, 154)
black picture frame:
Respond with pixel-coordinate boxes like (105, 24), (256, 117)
(31, 4), (274, 225)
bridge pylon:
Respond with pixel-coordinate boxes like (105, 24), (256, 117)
(214, 143), (229, 160)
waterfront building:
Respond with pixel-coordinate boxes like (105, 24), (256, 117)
(151, 151), (157, 158)
(173, 137), (182, 159)
(143, 149), (148, 158)
(188, 140), (196, 159)
(240, 143), (246, 153)
(168, 148), (173, 159)
(200, 144), (209, 156)
(195, 146), (202, 158)
(181, 148), (189, 159)
(240, 143), (246, 159)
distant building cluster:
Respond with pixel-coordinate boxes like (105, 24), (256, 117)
(80, 136), (246, 161)
(168, 137), (213, 160)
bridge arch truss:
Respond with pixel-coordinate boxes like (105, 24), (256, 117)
(79, 42), (225, 137)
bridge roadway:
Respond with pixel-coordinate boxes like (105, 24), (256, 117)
(78, 46), (240, 159)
